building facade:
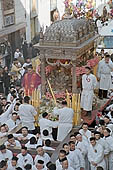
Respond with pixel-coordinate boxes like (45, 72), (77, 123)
(0, 0), (26, 65)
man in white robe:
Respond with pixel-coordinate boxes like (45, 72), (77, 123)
(72, 148), (85, 170)
(33, 160), (47, 170)
(88, 137), (106, 170)
(34, 145), (50, 166)
(97, 54), (113, 99)
(0, 99), (16, 125)
(0, 144), (13, 162)
(0, 124), (8, 138)
(13, 126), (35, 141)
(76, 133), (89, 170)
(103, 128), (113, 170)
(5, 134), (21, 147)
(57, 157), (74, 170)
(17, 146), (33, 169)
(53, 101), (74, 141)
(19, 96), (37, 131)
(94, 131), (110, 170)
(79, 123), (91, 144)
(56, 150), (72, 169)
(6, 112), (20, 131)
(81, 66), (97, 117)
(7, 156), (19, 170)
(39, 112), (58, 140)
(43, 139), (55, 151)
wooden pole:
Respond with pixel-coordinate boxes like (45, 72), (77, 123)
(66, 90), (70, 108)
(77, 94), (81, 125)
(75, 94), (78, 126)
(47, 79), (56, 105)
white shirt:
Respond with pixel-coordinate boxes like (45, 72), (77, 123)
(7, 161), (19, 170)
(6, 118), (21, 131)
(19, 103), (37, 130)
(39, 118), (58, 138)
(34, 153), (50, 166)
(32, 165), (47, 170)
(43, 146), (55, 151)
(57, 166), (74, 170)
(17, 153), (33, 168)
(97, 59), (113, 90)
(0, 149), (13, 161)
(96, 138), (110, 155)
(76, 140), (88, 158)
(0, 132), (7, 138)
(14, 51), (22, 59)
(25, 142), (38, 149)
(0, 102), (15, 125)
(25, 138), (42, 149)
(88, 143), (106, 169)
(79, 129), (91, 143)
(13, 133), (35, 140)
(5, 140), (21, 147)
(53, 107), (74, 141)
(53, 107), (74, 124)
(56, 157), (72, 169)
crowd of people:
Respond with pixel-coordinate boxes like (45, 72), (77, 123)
(0, 47), (113, 170)
(0, 10), (113, 169)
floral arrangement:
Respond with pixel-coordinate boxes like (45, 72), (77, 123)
(75, 56), (99, 76)
(64, 0), (96, 16)
(39, 98), (60, 121)
(46, 91), (67, 100)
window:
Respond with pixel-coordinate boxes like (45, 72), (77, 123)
(104, 36), (113, 49)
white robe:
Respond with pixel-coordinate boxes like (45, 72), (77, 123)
(32, 165), (47, 170)
(34, 153), (50, 166)
(25, 138), (42, 149)
(0, 132), (7, 138)
(81, 73), (97, 111)
(56, 157), (72, 170)
(57, 165), (74, 170)
(97, 138), (110, 170)
(0, 149), (13, 162)
(6, 118), (21, 131)
(39, 118), (58, 139)
(76, 141), (89, 170)
(43, 146), (55, 151)
(110, 72), (113, 89)
(19, 103), (37, 130)
(53, 107), (74, 141)
(68, 150), (82, 170)
(73, 149), (85, 169)
(97, 59), (113, 90)
(104, 136), (113, 170)
(13, 133), (35, 140)
(5, 140), (21, 147)
(17, 153), (33, 169)
(0, 101), (16, 125)
(88, 143), (106, 170)
(7, 161), (19, 170)
(79, 129), (91, 144)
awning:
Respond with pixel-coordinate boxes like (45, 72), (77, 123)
(0, 22), (26, 38)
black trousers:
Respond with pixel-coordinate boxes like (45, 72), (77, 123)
(98, 89), (108, 98)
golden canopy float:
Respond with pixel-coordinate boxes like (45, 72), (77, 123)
(34, 16), (98, 125)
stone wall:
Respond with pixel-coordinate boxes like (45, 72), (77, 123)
(15, 0), (26, 25)
(0, 1), (3, 30)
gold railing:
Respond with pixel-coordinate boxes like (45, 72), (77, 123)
(66, 91), (81, 126)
